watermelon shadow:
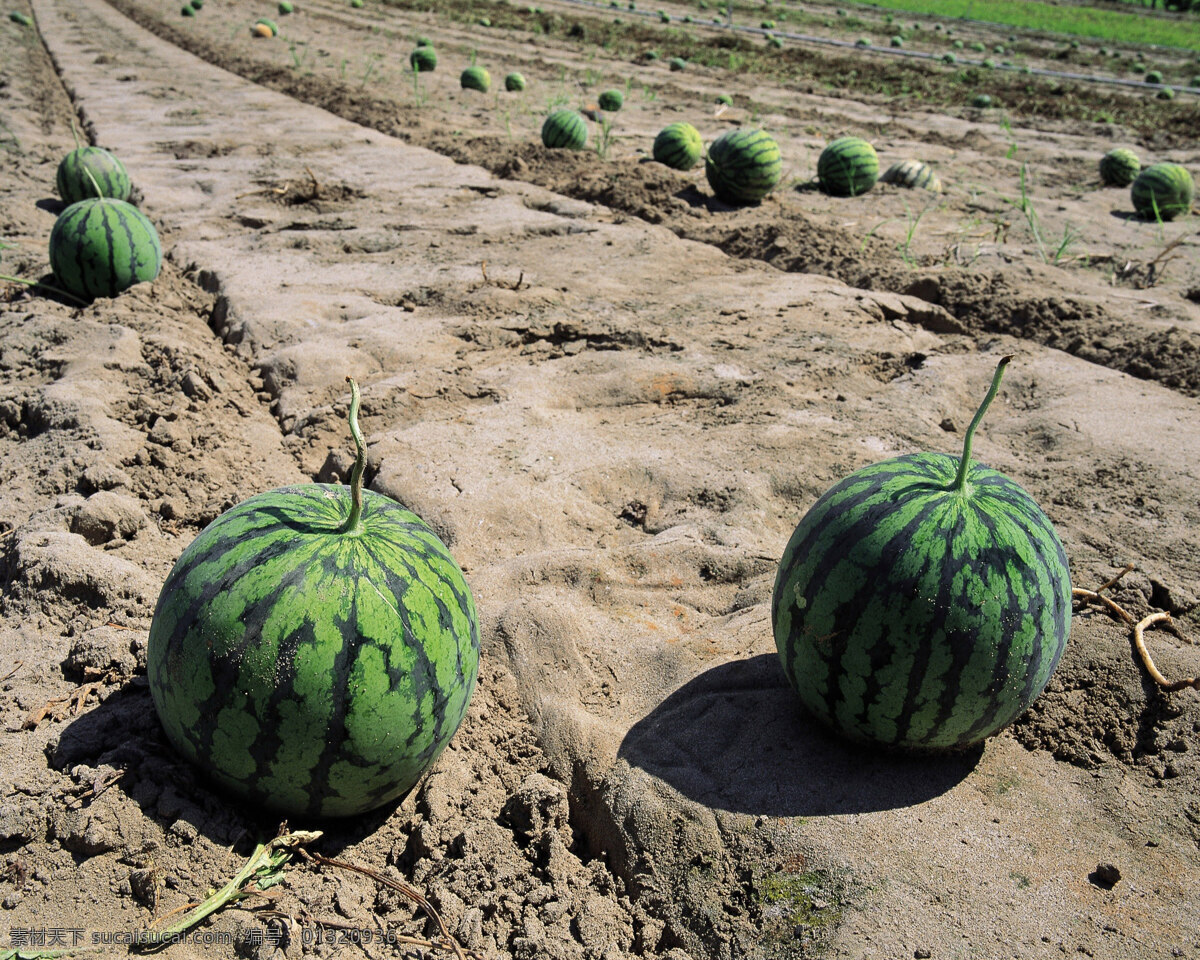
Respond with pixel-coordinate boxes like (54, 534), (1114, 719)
(617, 653), (981, 817)
(35, 198), (67, 215)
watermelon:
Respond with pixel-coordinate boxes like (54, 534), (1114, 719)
(817, 136), (879, 197)
(147, 380), (480, 818)
(716, 92), (733, 106)
(653, 122), (703, 171)
(56, 147), (131, 204)
(277, 0), (293, 13)
(191, 0), (203, 8)
(890, 36), (903, 47)
(1099, 148), (1140, 187)
(1144, 69), (1163, 84)
(541, 109), (588, 150)
(49, 197), (162, 300)
(414, 34), (431, 46)
(181, 5), (194, 15)
(505, 72), (526, 92)
(9, 11), (32, 24)
(880, 159), (942, 192)
(460, 66), (490, 92)
(971, 93), (993, 108)
(1131, 162), (1195, 221)
(252, 17), (277, 36)
(705, 128), (782, 203)
(668, 57), (687, 71)
(772, 357), (1071, 752)
(350, 0), (362, 7)
(942, 52), (957, 64)
(1157, 87), (1175, 100)
(409, 46), (436, 72)
(598, 89), (624, 112)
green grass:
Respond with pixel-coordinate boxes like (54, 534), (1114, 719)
(845, 0), (1200, 51)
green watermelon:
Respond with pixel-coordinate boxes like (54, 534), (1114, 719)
(1144, 69), (1163, 84)
(277, 0), (293, 13)
(56, 147), (131, 204)
(1131, 162), (1194, 220)
(653, 122), (703, 171)
(9, 11), (32, 25)
(181, 4), (194, 15)
(716, 92), (733, 106)
(409, 46), (436, 72)
(818, 136), (879, 197)
(1099, 148), (1140, 187)
(147, 380), (480, 818)
(541, 109), (588, 150)
(461, 66), (491, 92)
(772, 357), (1071, 752)
(668, 57), (687, 71)
(890, 36), (903, 47)
(504, 72), (526, 92)
(705, 128), (782, 203)
(880, 158), (942, 192)
(252, 17), (278, 36)
(971, 93), (993, 108)
(350, 0), (362, 7)
(598, 88), (624, 112)
(49, 197), (162, 300)
(1157, 87), (1175, 100)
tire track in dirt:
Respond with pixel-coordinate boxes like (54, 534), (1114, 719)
(102, 0), (1200, 399)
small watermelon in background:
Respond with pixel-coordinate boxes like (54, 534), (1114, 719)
(653, 122), (703, 171)
(716, 92), (733, 106)
(409, 46), (436, 72)
(669, 57), (687, 71)
(890, 36), (903, 47)
(942, 52), (957, 64)
(971, 93), (993, 108)
(880, 159), (942, 192)
(277, 0), (293, 13)
(350, 0), (362, 7)
(772, 356), (1071, 753)
(705, 128), (782, 203)
(57, 146), (131, 204)
(598, 89), (624, 112)
(1156, 87), (1175, 100)
(1099, 148), (1140, 187)
(1131, 162), (1195, 221)
(504, 72), (526, 92)
(460, 66), (490, 93)
(191, 0), (203, 8)
(9, 10), (32, 24)
(818, 136), (879, 197)
(147, 379), (480, 818)
(252, 17), (277, 36)
(181, 4), (194, 15)
(49, 196), (162, 300)
(1144, 69), (1163, 84)
(541, 109), (588, 150)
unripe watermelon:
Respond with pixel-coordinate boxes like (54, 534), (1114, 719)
(1098, 148), (1140, 187)
(409, 46), (436, 72)
(148, 381), (480, 818)
(49, 197), (162, 300)
(1144, 69), (1163, 84)
(350, 0), (362, 7)
(705, 128), (782, 203)
(460, 66), (490, 92)
(9, 11), (32, 25)
(56, 146), (131, 204)
(971, 93), (993, 108)
(653, 122), (703, 171)
(181, 5), (194, 15)
(277, 0), (293, 13)
(598, 88), (624, 112)
(505, 72), (526, 92)
(1131, 162), (1195, 221)
(541, 109), (588, 150)
(772, 357), (1071, 752)
(818, 136), (879, 197)
(880, 158), (942, 192)
(668, 56), (687, 71)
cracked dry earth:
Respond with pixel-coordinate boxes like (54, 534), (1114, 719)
(1, 0), (1199, 959)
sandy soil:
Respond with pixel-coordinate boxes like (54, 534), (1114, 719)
(1, 0), (1199, 958)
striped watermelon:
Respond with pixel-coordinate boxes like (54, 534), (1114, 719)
(505, 72), (526, 92)
(541, 110), (588, 150)
(598, 89), (624, 112)
(653, 122), (703, 171)
(147, 381), (480, 817)
(772, 357), (1071, 752)
(56, 147), (131, 204)
(880, 159), (942, 192)
(49, 197), (161, 300)
(409, 46), (436, 72)
(1099, 148), (1140, 187)
(818, 136), (879, 197)
(705, 128), (782, 204)
(1131, 162), (1195, 221)
(461, 66), (491, 92)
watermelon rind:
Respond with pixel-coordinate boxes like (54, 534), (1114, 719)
(705, 128), (782, 204)
(56, 146), (131, 204)
(653, 122), (703, 171)
(818, 136), (880, 198)
(9, 10), (32, 24)
(1131, 162), (1195, 221)
(598, 88), (624, 112)
(772, 358), (1071, 753)
(504, 72), (526, 92)
(1099, 148), (1140, 187)
(409, 46), (437, 72)
(252, 17), (278, 35)
(880, 159), (942, 193)
(541, 109), (588, 150)
(461, 66), (491, 92)
(49, 197), (162, 300)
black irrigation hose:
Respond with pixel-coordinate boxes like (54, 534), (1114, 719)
(535, 0), (1200, 96)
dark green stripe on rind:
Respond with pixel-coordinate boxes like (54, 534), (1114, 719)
(147, 484), (480, 818)
(56, 147), (131, 204)
(705, 129), (782, 203)
(771, 452), (1070, 752)
(49, 198), (162, 300)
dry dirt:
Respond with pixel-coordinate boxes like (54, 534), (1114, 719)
(1, 0), (1199, 958)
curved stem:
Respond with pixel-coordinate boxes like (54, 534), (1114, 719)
(950, 355), (1013, 493)
(339, 377), (366, 534)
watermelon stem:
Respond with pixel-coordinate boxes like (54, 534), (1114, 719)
(340, 376), (366, 534)
(83, 166), (104, 200)
(951, 355), (1013, 493)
